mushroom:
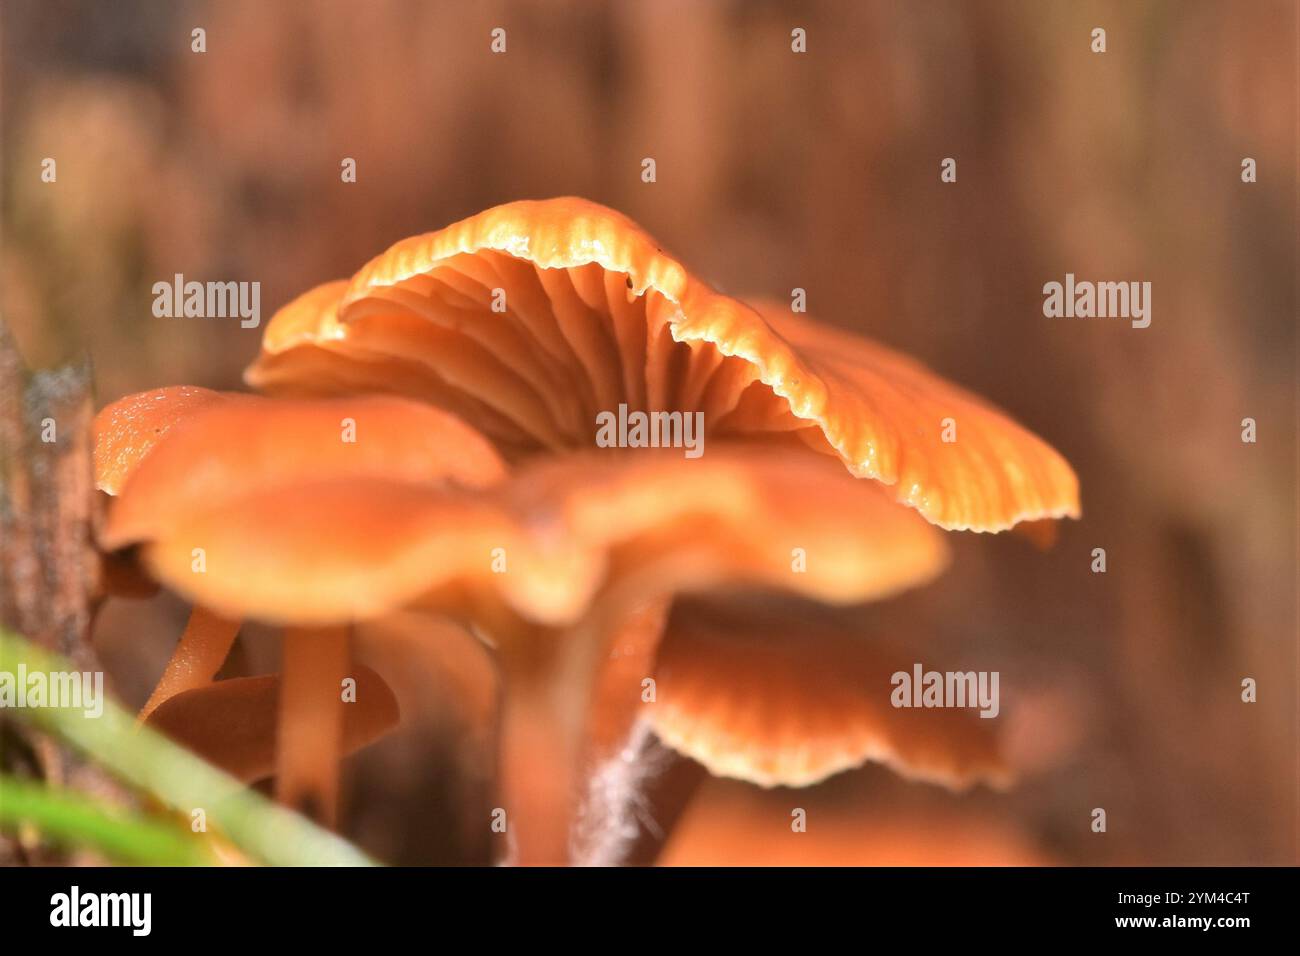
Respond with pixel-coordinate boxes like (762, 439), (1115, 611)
(96, 414), (953, 860)
(92, 387), (250, 717)
(97, 197), (1079, 862)
(568, 592), (1010, 866)
(238, 198), (1077, 859)
(94, 391), (508, 825)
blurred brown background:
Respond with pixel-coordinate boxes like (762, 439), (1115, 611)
(3, 0), (1295, 864)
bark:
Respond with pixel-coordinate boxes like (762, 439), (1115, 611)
(0, 318), (117, 862)
(0, 318), (96, 664)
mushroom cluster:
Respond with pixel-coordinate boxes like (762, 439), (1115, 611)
(93, 198), (1078, 864)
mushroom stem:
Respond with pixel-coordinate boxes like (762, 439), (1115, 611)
(139, 605), (240, 720)
(569, 721), (707, 866)
(275, 625), (350, 828)
(492, 619), (605, 866)
(495, 677), (575, 865)
(567, 598), (702, 865)
(487, 598), (687, 866)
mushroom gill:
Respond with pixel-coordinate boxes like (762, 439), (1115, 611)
(246, 197), (1079, 532)
(645, 597), (1008, 791)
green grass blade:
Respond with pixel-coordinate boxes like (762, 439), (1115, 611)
(0, 775), (214, 865)
(0, 628), (376, 866)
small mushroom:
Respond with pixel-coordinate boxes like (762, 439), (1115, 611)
(93, 387), (250, 714)
(94, 392), (508, 826)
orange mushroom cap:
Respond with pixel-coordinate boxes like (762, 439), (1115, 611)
(646, 599), (1009, 790)
(661, 783), (1049, 866)
(136, 477), (512, 625)
(145, 665), (399, 783)
(107, 439), (947, 628)
(92, 385), (243, 495)
(245, 197), (1079, 532)
(496, 447), (949, 625)
(101, 393), (508, 554)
